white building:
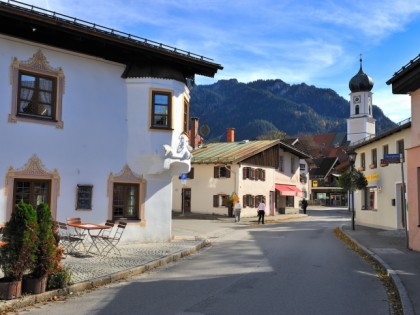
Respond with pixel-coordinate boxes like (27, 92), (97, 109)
(352, 119), (411, 230)
(0, 1), (222, 242)
(172, 129), (310, 217)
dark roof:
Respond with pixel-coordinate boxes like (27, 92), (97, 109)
(350, 118), (411, 149)
(0, 0), (223, 80)
(191, 139), (310, 164)
(309, 157), (338, 179)
(349, 59), (374, 93)
(386, 54), (420, 94)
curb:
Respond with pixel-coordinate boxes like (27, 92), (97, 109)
(339, 226), (414, 315)
(0, 239), (208, 313)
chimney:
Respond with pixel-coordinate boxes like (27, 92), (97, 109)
(227, 128), (235, 142)
(190, 117), (199, 149)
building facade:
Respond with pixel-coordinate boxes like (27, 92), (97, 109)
(351, 120), (411, 230)
(172, 134), (310, 217)
(0, 1), (222, 242)
(387, 54), (420, 250)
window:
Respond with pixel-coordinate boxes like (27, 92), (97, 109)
(397, 139), (405, 158)
(17, 71), (56, 120)
(151, 91), (172, 129)
(360, 152), (366, 169)
(362, 187), (377, 210)
(214, 166), (231, 178)
(256, 168), (266, 181)
(76, 185), (93, 210)
(10, 50), (65, 128)
(383, 144), (389, 156)
(371, 149), (377, 168)
(279, 156), (284, 172)
(291, 157), (296, 173)
(243, 194), (255, 208)
(108, 164), (145, 223)
(183, 97), (189, 134)
(355, 105), (359, 115)
(213, 194), (228, 207)
(14, 179), (51, 209)
(300, 163), (306, 171)
(255, 195), (265, 205)
(113, 183), (139, 219)
(243, 167), (265, 181)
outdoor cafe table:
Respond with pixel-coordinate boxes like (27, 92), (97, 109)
(67, 222), (111, 255)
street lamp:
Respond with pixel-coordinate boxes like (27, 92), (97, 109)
(347, 149), (357, 230)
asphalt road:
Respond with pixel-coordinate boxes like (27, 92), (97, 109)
(19, 209), (390, 315)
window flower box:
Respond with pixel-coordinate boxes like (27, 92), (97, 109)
(369, 164), (377, 169)
(357, 167), (365, 171)
(380, 162), (388, 167)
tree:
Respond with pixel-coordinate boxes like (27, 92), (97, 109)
(336, 169), (368, 191)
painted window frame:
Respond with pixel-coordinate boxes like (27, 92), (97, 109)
(107, 165), (146, 224)
(9, 50), (65, 128)
(5, 155), (60, 220)
(150, 90), (173, 130)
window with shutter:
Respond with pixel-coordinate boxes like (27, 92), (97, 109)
(213, 195), (219, 207)
(214, 166), (220, 178)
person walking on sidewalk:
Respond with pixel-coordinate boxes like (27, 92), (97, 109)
(301, 198), (308, 214)
(257, 201), (266, 224)
(234, 200), (242, 222)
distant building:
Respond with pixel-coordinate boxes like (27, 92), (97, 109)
(172, 128), (310, 217)
(347, 56), (376, 144)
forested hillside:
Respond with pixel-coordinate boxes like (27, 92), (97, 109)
(190, 79), (396, 141)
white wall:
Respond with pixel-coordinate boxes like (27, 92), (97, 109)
(354, 127), (410, 230)
(0, 35), (190, 243)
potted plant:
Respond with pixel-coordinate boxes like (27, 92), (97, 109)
(23, 203), (57, 294)
(0, 200), (38, 299)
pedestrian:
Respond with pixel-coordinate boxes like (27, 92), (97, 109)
(234, 200), (242, 222)
(301, 198), (308, 214)
(257, 200), (266, 224)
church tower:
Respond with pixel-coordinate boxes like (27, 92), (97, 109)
(347, 56), (375, 144)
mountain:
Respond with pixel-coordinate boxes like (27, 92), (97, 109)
(189, 79), (397, 141)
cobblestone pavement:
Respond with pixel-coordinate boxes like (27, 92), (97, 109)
(63, 240), (204, 283)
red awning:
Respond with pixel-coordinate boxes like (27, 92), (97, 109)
(275, 184), (296, 196)
(289, 185), (304, 197)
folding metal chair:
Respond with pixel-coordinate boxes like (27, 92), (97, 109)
(57, 221), (85, 254)
(98, 222), (127, 256)
(88, 220), (115, 254)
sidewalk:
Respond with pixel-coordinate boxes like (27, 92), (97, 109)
(341, 225), (420, 315)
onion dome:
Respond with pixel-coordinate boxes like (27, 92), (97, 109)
(349, 56), (374, 92)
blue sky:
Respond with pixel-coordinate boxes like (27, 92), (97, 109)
(10, 0), (420, 123)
